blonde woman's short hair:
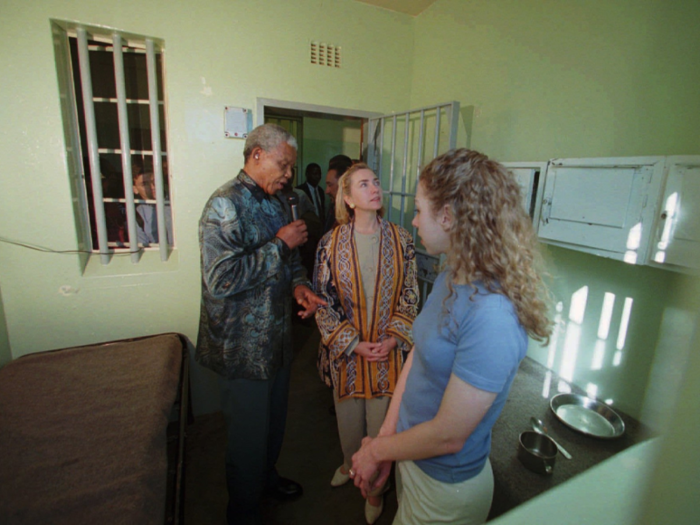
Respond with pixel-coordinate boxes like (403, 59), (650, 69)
(335, 163), (385, 225)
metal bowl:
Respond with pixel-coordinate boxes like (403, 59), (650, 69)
(550, 393), (625, 439)
(518, 431), (558, 475)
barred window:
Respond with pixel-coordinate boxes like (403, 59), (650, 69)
(52, 20), (172, 264)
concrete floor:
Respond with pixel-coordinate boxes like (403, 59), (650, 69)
(184, 322), (399, 525)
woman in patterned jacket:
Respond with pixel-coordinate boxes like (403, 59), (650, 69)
(314, 163), (419, 524)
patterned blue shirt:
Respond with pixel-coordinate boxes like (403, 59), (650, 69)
(196, 170), (310, 380)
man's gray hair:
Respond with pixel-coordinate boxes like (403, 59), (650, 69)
(244, 123), (298, 162)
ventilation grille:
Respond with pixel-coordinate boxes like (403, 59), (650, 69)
(310, 42), (341, 68)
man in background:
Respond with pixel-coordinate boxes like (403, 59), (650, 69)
(323, 154), (353, 235)
(196, 123), (325, 525)
(276, 178), (320, 281)
(296, 162), (325, 220)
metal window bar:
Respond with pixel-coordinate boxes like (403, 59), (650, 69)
(414, 105), (443, 243)
(77, 28), (109, 265)
(366, 102), (460, 306)
(369, 102), (459, 216)
(387, 115), (398, 222)
(378, 118), (385, 178)
(399, 112), (409, 227)
(408, 110), (426, 244)
(146, 38), (168, 262)
(433, 107), (441, 157)
(415, 109), (426, 188)
(76, 29), (169, 264)
(54, 25), (93, 258)
(112, 33), (139, 263)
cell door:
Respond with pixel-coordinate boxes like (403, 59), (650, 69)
(365, 101), (460, 303)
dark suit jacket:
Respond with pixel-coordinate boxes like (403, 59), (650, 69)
(323, 204), (337, 235)
(296, 182), (325, 219)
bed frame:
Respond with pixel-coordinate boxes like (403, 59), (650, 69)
(0, 333), (190, 525)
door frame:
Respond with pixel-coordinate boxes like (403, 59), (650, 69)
(256, 98), (382, 126)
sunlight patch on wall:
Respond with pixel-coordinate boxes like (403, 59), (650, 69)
(610, 297), (633, 367)
(590, 292), (615, 370)
(560, 287), (588, 382)
(560, 322), (580, 382)
(591, 340), (606, 370)
(597, 292), (616, 339)
(627, 222), (642, 250)
(568, 286), (588, 325)
(542, 371), (552, 399)
(541, 301), (564, 398)
(617, 297), (634, 351)
(654, 192), (679, 263)
(613, 349), (623, 366)
(624, 222), (642, 264)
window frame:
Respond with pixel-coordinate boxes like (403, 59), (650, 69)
(52, 19), (172, 267)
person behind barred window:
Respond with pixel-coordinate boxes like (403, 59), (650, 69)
(132, 170), (173, 246)
(314, 163), (419, 524)
(351, 149), (553, 525)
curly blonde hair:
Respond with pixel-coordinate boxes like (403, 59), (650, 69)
(335, 162), (385, 225)
(419, 149), (552, 344)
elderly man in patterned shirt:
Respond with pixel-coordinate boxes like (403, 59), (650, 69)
(196, 123), (325, 525)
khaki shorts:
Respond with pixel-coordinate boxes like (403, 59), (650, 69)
(393, 458), (493, 525)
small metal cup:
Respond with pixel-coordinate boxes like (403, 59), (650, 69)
(518, 431), (558, 475)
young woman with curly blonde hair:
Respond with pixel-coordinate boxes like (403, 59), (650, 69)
(351, 149), (552, 525)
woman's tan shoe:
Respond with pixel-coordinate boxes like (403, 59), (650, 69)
(365, 496), (384, 524)
(330, 465), (350, 487)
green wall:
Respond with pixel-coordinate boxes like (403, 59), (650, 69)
(0, 0), (414, 414)
(411, 0), (700, 422)
(412, 0), (700, 159)
(0, 286), (10, 368)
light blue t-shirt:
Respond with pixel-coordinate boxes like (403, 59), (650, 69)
(396, 271), (527, 483)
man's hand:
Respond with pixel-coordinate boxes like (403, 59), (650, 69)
(293, 285), (327, 319)
(276, 220), (308, 250)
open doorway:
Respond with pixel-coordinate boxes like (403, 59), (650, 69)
(264, 107), (364, 187)
(257, 98), (381, 188)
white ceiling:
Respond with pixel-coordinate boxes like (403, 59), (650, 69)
(354, 0), (439, 17)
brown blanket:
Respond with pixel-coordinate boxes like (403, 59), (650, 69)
(0, 334), (183, 525)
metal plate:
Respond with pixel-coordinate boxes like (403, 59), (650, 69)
(550, 393), (625, 439)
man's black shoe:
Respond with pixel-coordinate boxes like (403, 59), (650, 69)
(265, 477), (303, 500)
